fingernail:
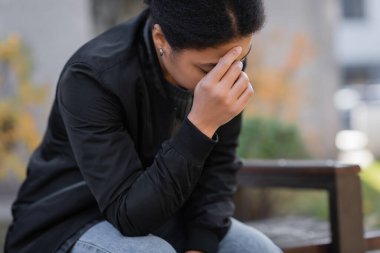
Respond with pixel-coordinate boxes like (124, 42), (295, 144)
(235, 47), (242, 55)
(238, 61), (243, 69)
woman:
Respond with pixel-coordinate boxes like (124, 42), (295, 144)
(5, 0), (282, 252)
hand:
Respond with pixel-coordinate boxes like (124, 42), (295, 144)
(187, 46), (253, 138)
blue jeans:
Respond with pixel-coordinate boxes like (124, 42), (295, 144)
(70, 218), (282, 253)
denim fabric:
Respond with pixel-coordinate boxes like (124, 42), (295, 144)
(218, 218), (282, 253)
(70, 218), (282, 253)
(70, 221), (175, 253)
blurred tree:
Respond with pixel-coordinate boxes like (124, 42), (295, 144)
(233, 34), (315, 220)
(234, 117), (310, 220)
(0, 34), (49, 180)
(245, 33), (314, 122)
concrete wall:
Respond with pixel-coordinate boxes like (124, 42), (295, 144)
(0, 0), (95, 236)
(0, 0), (94, 89)
(0, 0), (343, 158)
(335, 0), (380, 66)
(249, 0), (341, 158)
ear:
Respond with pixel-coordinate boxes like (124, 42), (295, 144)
(151, 24), (171, 54)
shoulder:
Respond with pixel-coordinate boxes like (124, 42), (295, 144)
(57, 10), (150, 97)
(65, 9), (149, 74)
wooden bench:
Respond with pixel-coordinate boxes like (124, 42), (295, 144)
(237, 159), (380, 253)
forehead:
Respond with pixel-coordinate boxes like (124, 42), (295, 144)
(179, 35), (254, 63)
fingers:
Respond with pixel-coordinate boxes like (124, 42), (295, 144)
(221, 61), (244, 89)
(206, 46), (242, 83)
(233, 80), (254, 113)
(230, 71), (250, 99)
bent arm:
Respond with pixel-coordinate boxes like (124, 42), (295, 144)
(58, 63), (217, 236)
(183, 113), (242, 253)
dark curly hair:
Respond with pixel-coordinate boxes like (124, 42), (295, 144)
(144, 0), (265, 50)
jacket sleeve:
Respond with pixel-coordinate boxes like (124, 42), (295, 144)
(183, 113), (243, 253)
(57, 63), (217, 236)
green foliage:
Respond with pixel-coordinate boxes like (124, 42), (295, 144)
(235, 118), (380, 224)
(234, 116), (314, 221)
(268, 189), (328, 220)
(237, 117), (309, 159)
(360, 161), (380, 229)
(236, 157), (380, 223)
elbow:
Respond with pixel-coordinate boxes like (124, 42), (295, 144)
(118, 225), (148, 237)
(103, 197), (151, 237)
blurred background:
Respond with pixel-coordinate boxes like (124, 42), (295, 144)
(0, 0), (379, 249)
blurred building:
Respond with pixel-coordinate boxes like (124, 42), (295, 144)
(1, 0), (377, 160)
(254, 0), (341, 158)
(254, 0), (379, 159)
(336, 0), (380, 85)
(334, 0), (380, 157)
(0, 0), (94, 96)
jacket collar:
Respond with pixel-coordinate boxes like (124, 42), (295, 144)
(140, 13), (169, 99)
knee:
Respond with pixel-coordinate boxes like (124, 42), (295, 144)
(246, 238), (282, 253)
(228, 233), (282, 253)
(218, 218), (282, 253)
(143, 235), (177, 253)
(72, 235), (176, 253)
(71, 221), (177, 253)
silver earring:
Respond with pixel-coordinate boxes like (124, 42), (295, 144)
(159, 48), (164, 56)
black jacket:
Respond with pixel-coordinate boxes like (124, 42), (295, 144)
(5, 9), (242, 253)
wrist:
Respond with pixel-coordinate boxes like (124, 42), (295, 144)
(187, 113), (217, 139)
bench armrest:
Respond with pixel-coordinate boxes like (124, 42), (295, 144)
(237, 159), (365, 253)
(238, 159), (360, 189)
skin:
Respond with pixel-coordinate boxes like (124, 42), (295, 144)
(152, 25), (254, 253)
(152, 24), (253, 92)
(152, 24), (254, 139)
